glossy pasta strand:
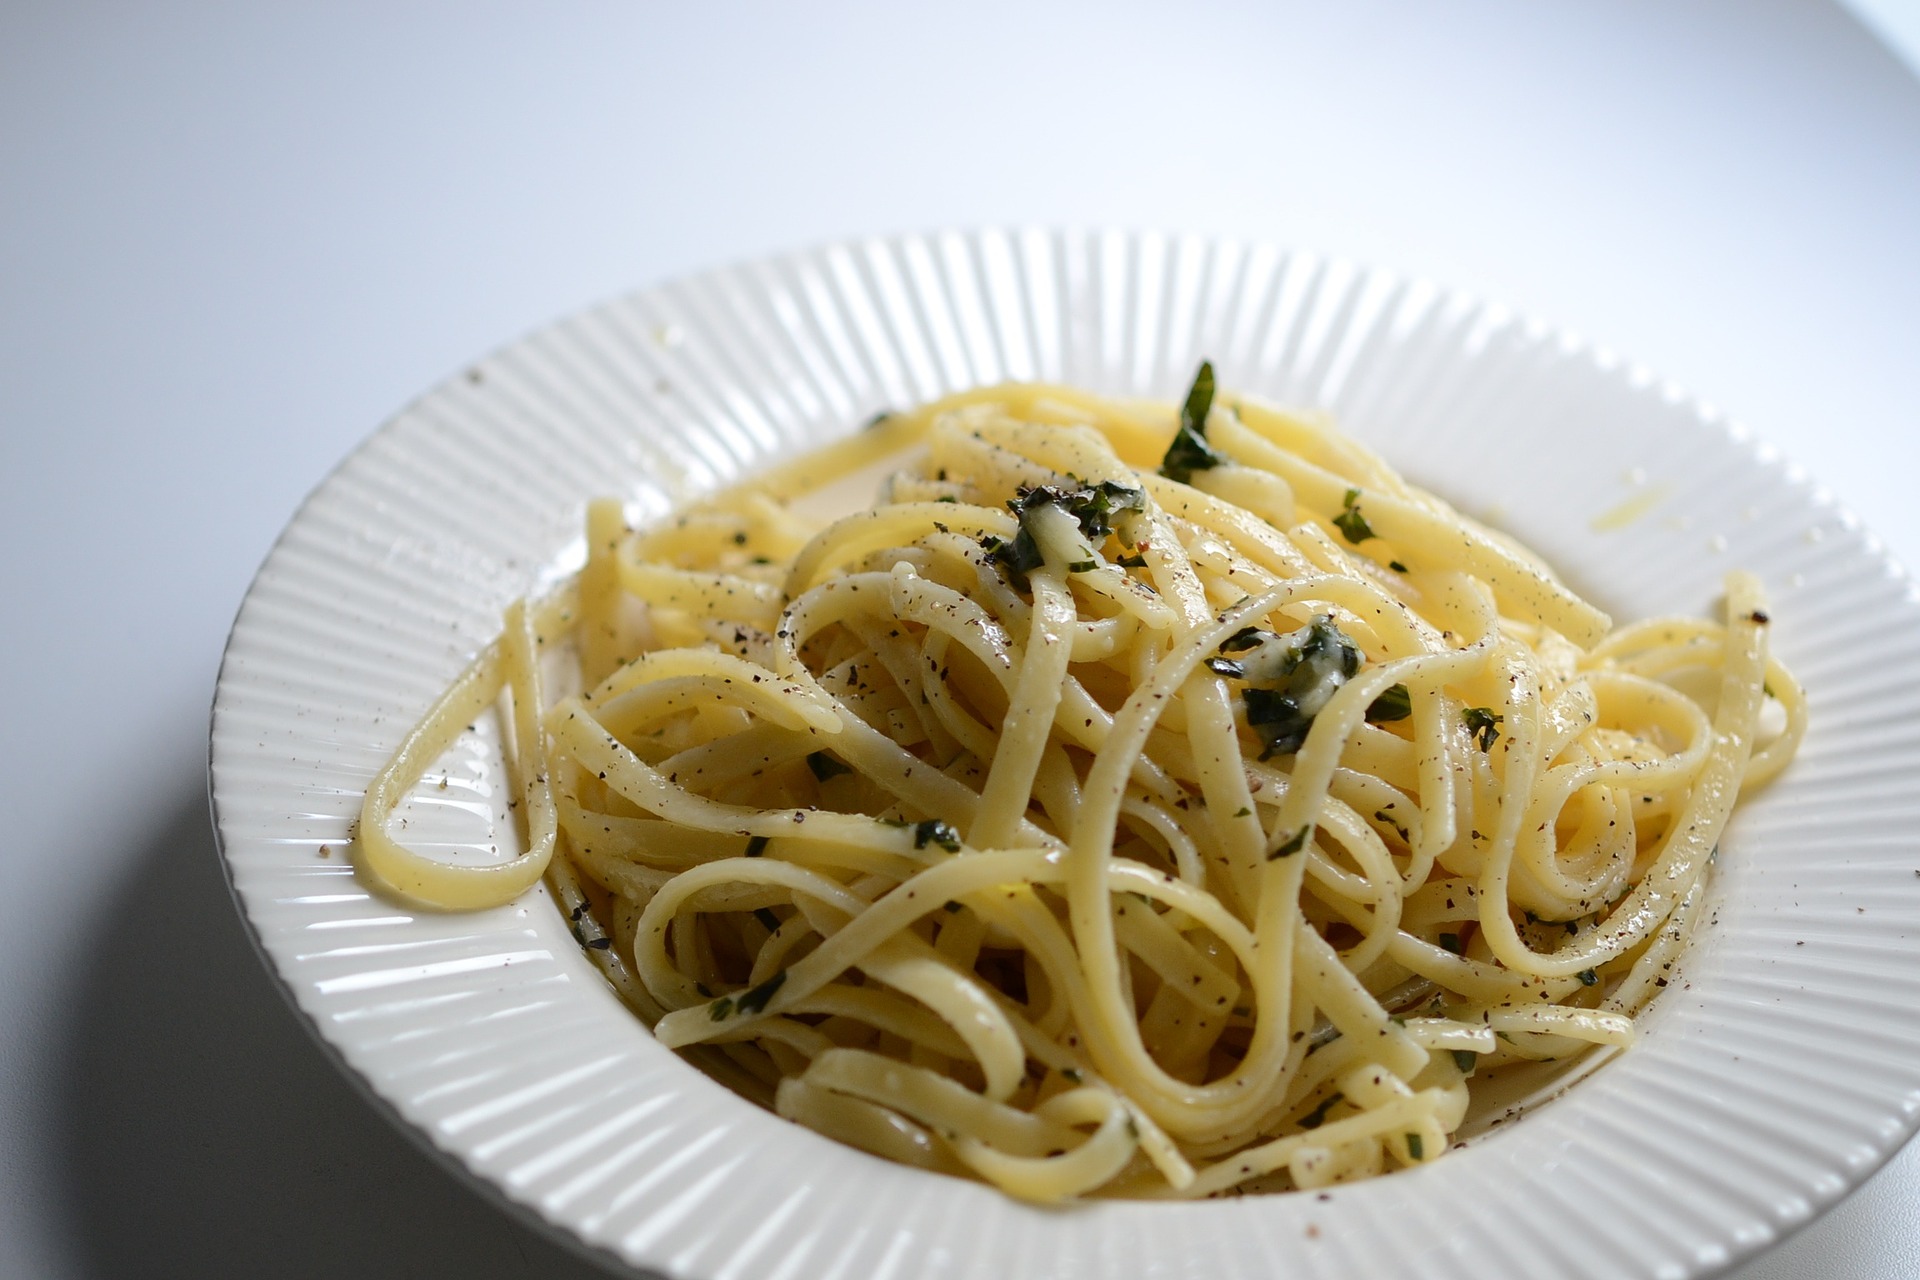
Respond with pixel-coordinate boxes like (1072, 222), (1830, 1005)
(357, 377), (1803, 1202)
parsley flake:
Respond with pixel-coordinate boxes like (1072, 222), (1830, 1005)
(1366, 682), (1413, 723)
(1234, 617), (1364, 757)
(1270, 825), (1311, 859)
(1462, 706), (1503, 751)
(913, 819), (962, 852)
(1299, 1093), (1340, 1130)
(1332, 487), (1377, 544)
(1157, 361), (1226, 483)
(1219, 626), (1265, 652)
(735, 970), (787, 1015)
(990, 481), (1144, 589)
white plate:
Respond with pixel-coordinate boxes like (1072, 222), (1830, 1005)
(211, 229), (1920, 1280)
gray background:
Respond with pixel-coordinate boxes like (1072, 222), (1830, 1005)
(4, 3), (1918, 1276)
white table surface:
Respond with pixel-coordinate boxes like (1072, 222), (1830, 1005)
(4, 4), (1918, 1277)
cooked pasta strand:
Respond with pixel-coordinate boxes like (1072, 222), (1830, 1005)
(357, 371), (1802, 1201)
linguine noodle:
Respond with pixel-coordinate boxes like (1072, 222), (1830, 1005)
(358, 367), (1803, 1200)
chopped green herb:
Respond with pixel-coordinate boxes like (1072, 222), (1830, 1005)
(1366, 682), (1413, 723)
(988, 524), (1043, 591)
(585, 937), (612, 950)
(1270, 825), (1311, 859)
(1577, 968), (1599, 987)
(735, 969), (787, 1015)
(936, 494), (957, 503)
(1298, 1093), (1340, 1130)
(1118, 552), (1147, 568)
(753, 907), (782, 933)
(913, 819), (962, 852)
(1389, 560), (1409, 573)
(1068, 480), (1146, 540)
(708, 996), (734, 1021)
(1438, 931), (1463, 955)
(1204, 657), (1246, 678)
(1462, 706), (1503, 751)
(1015, 481), (1145, 542)
(1067, 559), (1097, 573)
(1405, 1133), (1425, 1161)
(1218, 626), (1265, 652)
(1158, 360), (1226, 483)
(990, 481), (1144, 589)
(1233, 806), (1252, 818)
(1061, 1067), (1084, 1084)
(864, 409), (894, 430)
(1237, 617), (1364, 757)
(1451, 1049), (1477, 1074)
(1332, 488), (1376, 544)
(942, 900), (964, 914)
(744, 835), (770, 857)
(806, 751), (851, 782)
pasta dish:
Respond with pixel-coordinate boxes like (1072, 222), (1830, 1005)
(357, 366), (1803, 1200)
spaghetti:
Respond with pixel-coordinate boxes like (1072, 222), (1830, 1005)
(358, 366), (1804, 1200)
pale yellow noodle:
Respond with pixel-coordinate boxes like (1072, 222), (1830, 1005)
(357, 375), (1804, 1202)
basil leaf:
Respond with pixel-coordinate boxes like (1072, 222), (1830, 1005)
(1366, 683), (1413, 723)
(734, 969), (787, 1015)
(1332, 487), (1377, 544)
(1269, 825), (1311, 859)
(913, 819), (962, 852)
(1298, 1093), (1340, 1129)
(1462, 706), (1503, 751)
(1158, 361), (1226, 482)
